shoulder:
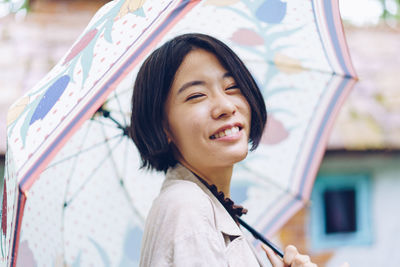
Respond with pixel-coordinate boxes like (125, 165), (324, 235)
(145, 178), (217, 234)
(140, 178), (225, 266)
(158, 179), (214, 219)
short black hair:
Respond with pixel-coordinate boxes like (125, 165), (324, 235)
(129, 33), (267, 172)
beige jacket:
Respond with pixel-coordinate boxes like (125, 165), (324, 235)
(139, 164), (266, 267)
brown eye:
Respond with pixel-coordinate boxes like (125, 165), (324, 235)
(186, 93), (205, 101)
(225, 85), (240, 92)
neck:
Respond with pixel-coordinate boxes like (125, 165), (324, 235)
(179, 160), (233, 198)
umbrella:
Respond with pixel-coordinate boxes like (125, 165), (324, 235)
(1, 0), (357, 266)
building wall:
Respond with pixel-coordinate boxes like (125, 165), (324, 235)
(277, 152), (400, 266)
(1, 1), (399, 266)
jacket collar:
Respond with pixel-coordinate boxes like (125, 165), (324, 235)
(164, 163), (243, 237)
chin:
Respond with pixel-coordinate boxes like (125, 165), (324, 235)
(229, 148), (249, 164)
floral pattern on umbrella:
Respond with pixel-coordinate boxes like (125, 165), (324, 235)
(2, 0), (357, 266)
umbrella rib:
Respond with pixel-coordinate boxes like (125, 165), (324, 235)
(90, 118), (125, 129)
(103, 87), (131, 103)
(94, 108), (128, 115)
(46, 132), (124, 169)
(114, 87), (132, 96)
(122, 135), (130, 194)
(92, 108), (130, 123)
(64, 134), (125, 207)
(98, 125), (145, 224)
(241, 162), (306, 229)
(112, 90), (128, 126)
(61, 120), (94, 259)
(95, 105), (129, 136)
(101, 87), (132, 124)
(240, 163), (284, 191)
(240, 162), (301, 201)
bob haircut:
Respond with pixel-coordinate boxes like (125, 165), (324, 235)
(130, 33), (267, 172)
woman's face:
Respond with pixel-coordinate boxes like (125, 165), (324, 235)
(164, 49), (251, 172)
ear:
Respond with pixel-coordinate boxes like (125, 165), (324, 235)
(162, 121), (173, 144)
(166, 134), (172, 144)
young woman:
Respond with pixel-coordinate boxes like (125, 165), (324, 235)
(129, 33), (319, 267)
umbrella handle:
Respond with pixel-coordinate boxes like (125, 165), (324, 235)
(237, 217), (284, 259)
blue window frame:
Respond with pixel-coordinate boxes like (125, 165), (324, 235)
(310, 173), (372, 250)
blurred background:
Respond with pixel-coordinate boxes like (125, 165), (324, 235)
(0, 0), (399, 266)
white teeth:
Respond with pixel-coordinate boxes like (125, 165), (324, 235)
(211, 126), (240, 139)
(225, 129), (232, 136)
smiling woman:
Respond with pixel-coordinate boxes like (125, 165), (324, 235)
(129, 33), (320, 267)
(163, 49), (252, 194)
(130, 33), (266, 173)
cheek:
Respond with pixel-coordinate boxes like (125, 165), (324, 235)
(181, 120), (203, 141)
(166, 103), (210, 150)
(239, 99), (252, 137)
(168, 114), (203, 146)
(238, 97), (251, 120)
(170, 121), (206, 162)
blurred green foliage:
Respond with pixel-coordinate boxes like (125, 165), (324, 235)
(379, 0), (400, 20)
(0, 0), (29, 17)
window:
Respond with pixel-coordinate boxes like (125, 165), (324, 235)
(324, 188), (356, 234)
(310, 173), (372, 250)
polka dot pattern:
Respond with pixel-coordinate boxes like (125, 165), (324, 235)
(3, 0), (356, 264)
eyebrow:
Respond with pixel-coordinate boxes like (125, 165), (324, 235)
(177, 80), (205, 95)
(177, 72), (233, 95)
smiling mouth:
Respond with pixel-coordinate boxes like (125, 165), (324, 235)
(210, 126), (242, 140)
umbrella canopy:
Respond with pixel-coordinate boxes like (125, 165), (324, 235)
(1, 0), (357, 266)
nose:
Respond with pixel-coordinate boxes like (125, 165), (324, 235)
(211, 92), (236, 120)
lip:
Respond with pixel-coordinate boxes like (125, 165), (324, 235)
(209, 123), (243, 140)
